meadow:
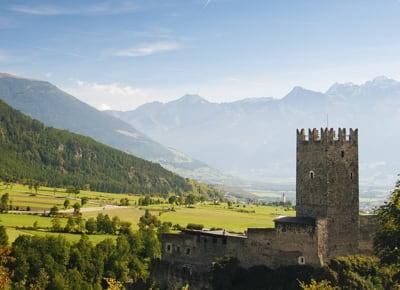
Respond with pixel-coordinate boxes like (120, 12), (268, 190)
(0, 182), (294, 243)
(82, 202), (295, 232)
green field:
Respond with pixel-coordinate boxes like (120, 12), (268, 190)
(82, 203), (295, 232)
(0, 182), (142, 211)
(160, 204), (294, 232)
(0, 182), (295, 243)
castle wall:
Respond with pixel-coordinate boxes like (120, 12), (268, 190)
(161, 231), (246, 273)
(238, 222), (322, 268)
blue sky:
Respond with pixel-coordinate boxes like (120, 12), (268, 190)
(1, 0), (400, 110)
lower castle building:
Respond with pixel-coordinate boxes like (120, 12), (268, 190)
(153, 128), (377, 289)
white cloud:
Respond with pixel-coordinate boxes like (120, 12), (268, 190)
(99, 104), (111, 111)
(66, 80), (159, 110)
(10, 1), (137, 16)
(113, 41), (182, 57)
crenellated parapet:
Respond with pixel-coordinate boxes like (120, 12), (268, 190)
(297, 128), (358, 144)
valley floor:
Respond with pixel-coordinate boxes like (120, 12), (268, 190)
(0, 182), (294, 243)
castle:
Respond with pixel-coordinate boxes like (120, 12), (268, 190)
(153, 128), (377, 289)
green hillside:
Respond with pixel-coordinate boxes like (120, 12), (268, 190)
(0, 99), (192, 195)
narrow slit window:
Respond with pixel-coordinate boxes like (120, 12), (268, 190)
(298, 256), (306, 265)
(350, 172), (353, 180)
(309, 171), (314, 179)
(341, 150), (345, 158)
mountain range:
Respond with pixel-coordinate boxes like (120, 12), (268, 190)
(108, 76), (400, 188)
(0, 73), (226, 183)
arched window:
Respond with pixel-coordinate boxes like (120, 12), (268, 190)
(309, 171), (315, 179)
(298, 256), (306, 265)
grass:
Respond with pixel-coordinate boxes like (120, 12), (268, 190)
(82, 207), (146, 230)
(0, 213), (115, 244)
(82, 203), (295, 233)
(159, 204), (295, 232)
(0, 182), (294, 240)
(5, 227), (116, 244)
(0, 182), (143, 211)
(0, 213), (67, 227)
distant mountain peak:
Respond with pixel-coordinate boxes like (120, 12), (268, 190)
(284, 86), (322, 99)
(366, 75), (398, 86)
(287, 86), (313, 95)
(176, 94), (209, 104)
(326, 82), (358, 95)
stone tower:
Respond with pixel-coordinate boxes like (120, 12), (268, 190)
(296, 128), (359, 258)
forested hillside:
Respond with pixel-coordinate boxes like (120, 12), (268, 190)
(0, 99), (192, 195)
(0, 73), (225, 183)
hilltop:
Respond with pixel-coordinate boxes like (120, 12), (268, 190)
(0, 99), (192, 195)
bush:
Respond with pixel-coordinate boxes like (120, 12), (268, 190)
(186, 223), (204, 230)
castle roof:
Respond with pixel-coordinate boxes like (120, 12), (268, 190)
(274, 216), (316, 226)
(182, 229), (246, 238)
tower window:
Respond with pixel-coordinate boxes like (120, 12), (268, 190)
(309, 171), (315, 179)
(341, 150), (345, 158)
(298, 256), (306, 265)
(166, 243), (172, 253)
(350, 172), (353, 180)
(186, 248), (191, 255)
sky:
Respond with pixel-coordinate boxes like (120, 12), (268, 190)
(1, 0), (400, 110)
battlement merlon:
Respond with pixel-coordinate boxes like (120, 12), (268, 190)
(296, 128), (358, 144)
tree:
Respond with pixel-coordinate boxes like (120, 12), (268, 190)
(49, 205), (59, 216)
(85, 218), (97, 234)
(185, 193), (196, 206)
(51, 217), (62, 232)
(63, 199), (70, 209)
(168, 195), (177, 205)
(96, 213), (113, 234)
(81, 197), (89, 206)
(66, 186), (80, 195)
(112, 216), (121, 234)
(74, 216), (85, 233)
(119, 221), (132, 235)
(49, 272), (68, 290)
(119, 198), (129, 206)
(33, 181), (40, 195)
(0, 193), (9, 213)
(139, 210), (161, 229)
(0, 226), (8, 246)
(374, 180), (400, 264)
(64, 217), (76, 233)
(30, 268), (49, 290)
(0, 247), (11, 289)
(73, 202), (81, 215)
(300, 279), (338, 290)
(138, 210), (161, 259)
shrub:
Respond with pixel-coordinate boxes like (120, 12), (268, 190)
(186, 223), (204, 230)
